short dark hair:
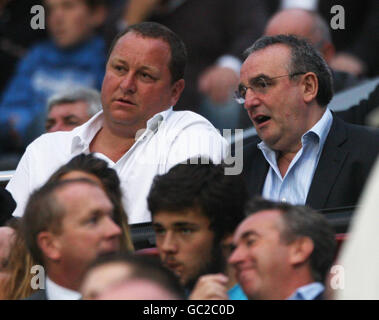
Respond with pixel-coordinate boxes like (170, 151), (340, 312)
(22, 179), (99, 265)
(107, 22), (187, 83)
(87, 252), (186, 299)
(244, 34), (334, 107)
(147, 157), (247, 243)
(245, 197), (336, 283)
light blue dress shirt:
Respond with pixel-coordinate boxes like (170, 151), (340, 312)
(260, 108), (333, 205)
(228, 283), (248, 300)
(287, 282), (325, 300)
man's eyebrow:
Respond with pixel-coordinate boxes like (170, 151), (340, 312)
(110, 57), (126, 64)
(172, 222), (199, 228)
(153, 221), (199, 228)
(63, 115), (79, 121)
(239, 230), (259, 241)
(248, 73), (269, 82)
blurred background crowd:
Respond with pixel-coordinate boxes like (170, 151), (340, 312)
(0, 0), (379, 301)
(0, 0), (378, 169)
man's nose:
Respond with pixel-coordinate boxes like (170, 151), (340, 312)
(228, 245), (244, 266)
(119, 73), (137, 94)
(244, 88), (260, 110)
(160, 231), (178, 253)
(104, 217), (122, 238)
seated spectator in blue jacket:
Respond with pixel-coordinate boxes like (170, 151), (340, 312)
(0, 0), (107, 151)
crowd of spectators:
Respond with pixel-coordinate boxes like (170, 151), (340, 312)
(0, 0), (379, 301)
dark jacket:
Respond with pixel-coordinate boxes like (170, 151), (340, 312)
(242, 116), (379, 211)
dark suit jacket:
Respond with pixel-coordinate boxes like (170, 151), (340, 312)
(242, 116), (379, 211)
(0, 188), (16, 226)
(24, 289), (47, 300)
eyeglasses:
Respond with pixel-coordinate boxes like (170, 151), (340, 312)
(234, 72), (305, 104)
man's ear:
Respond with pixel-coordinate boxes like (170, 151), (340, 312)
(170, 79), (185, 106)
(37, 231), (62, 262)
(289, 236), (314, 266)
(301, 72), (318, 104)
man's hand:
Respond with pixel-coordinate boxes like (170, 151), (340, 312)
(198, 66), (239, 104)
(189, 273), (229, 300)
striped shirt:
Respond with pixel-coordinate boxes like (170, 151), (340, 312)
(260, 108), (333, 205)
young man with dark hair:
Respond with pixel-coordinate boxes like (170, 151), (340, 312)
(148, 157), (247, 300)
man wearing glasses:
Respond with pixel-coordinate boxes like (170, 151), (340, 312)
(238, 35), (379, 212)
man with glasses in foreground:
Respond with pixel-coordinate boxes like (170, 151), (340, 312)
(238, 35), (379, 211)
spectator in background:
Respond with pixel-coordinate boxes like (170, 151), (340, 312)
(263, 0), (379, 78)
(0, 218), (37, 300)
(229, 197), (336, 300)
(0, 224), (16, 299)
(23, 179), (121, 300)
(264, 0), (379, 77)
(1, 154), (133, 300)
(148, 158), (248, 300)
(45, 87), (102, 133)
(81, 253), (185, 300)
(264, 8), (363, 93)
(240, 35), (379, 211)
(0, 189), (16, 226)
(6, 22), (227, 225)
(47, 153), (134, 252)
(0, 0), (47, 93)
(106, 0), (267, 129)
(0, 0), (107, 153)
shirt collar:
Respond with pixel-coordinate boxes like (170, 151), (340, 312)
(70, 107), (174, 154)
(46, 276), (81, 300)
(71, 110), (104, 154)
(287, 282), (324, 300)
(301, 108), (333, 152)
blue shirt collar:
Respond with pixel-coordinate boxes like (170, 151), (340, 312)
(287, 282), (324, 300)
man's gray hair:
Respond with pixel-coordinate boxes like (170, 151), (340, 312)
(47, 87), (102, 117)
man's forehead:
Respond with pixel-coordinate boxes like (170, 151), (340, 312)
(241, 44), (291, 79)
(153, 209), (209, 226)
(233, 209), (283, 242)
(111, 32), (171, 59)
(56, 181), (106, 204)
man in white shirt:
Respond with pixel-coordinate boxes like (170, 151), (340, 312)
(23, 179), (121, 300)
(229, 197), (336, 300)
(7, 22), (228, 223)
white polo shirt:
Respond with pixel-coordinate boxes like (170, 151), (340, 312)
(7, 107), (228, 223)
